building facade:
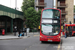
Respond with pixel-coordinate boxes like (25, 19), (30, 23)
(35, 0), (74, 24)
(34, 0), (54, 11)
(56, 0), (74, 24)
(0, 5), (24, 34)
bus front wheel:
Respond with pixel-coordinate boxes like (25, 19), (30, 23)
(41, 41), (45, 43)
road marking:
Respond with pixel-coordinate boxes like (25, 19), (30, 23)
(57, 39), (62, 50)
(34, 35), (39, 36)
(29, 46), (31, 48)
(25, 48), (27, 50)
(57, 44), (60, 50)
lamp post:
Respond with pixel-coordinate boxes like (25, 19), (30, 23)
(15, 0), (17, 25)
(10, 0), (11, 7)
(15, 0), (17, 10)
(14, 0), (17, 36)
(53, 0), (54, 8)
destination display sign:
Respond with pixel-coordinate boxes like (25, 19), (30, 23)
(42, 20), (52, 23)
(42, 19), (59, 24)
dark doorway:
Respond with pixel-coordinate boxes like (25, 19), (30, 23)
(0, 15), (12, 34)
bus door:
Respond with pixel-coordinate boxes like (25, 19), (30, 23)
(72, 26), (75, 35)
(67, 26), (72, 36)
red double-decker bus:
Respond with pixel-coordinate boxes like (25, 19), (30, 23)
(40, 8), (61, 42)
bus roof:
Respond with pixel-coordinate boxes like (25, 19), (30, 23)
(65, 24), (75, 26)
(42, 8), (61, 11)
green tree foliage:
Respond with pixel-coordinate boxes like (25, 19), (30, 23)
(25, 7), (41, 29)
(21, 0), (34, 12)
(21, 0), (41, 29)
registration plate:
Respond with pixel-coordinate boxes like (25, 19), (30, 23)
(48, 39), (52, 42)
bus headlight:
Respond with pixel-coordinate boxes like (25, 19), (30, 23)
(40, 36), (44, 38)
(57, 36), (60, 38)
(59, 36), (61, 38)
(40, 35), (43, 37)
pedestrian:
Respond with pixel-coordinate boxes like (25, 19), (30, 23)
(69, 21), (72, 37)
(18, 29), (21, 37)
(14, 26), (17, 36)
(65, 27), (67, 38)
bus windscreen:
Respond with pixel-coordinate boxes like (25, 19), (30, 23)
(41, 24), (60, 36)
(42, 9), (60, 19)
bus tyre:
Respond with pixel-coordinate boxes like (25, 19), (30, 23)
(41, 41), (44, 43)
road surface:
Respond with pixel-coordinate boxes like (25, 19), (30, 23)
(0, 35), (61, 50)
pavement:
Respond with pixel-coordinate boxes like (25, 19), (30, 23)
(0, 32), (40, 40)
(61, 36), (75, 50)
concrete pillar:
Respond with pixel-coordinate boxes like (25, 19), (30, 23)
(11, 19), (13, 33)
(56, 0), (57, 9)
(21, 20), (23, 29)
(65, 0), (74, 23)
(5, 20), (7, 34)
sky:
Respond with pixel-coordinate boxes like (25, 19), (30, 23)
(0, 0), (23, 11)
(0, 0), (75, 11)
